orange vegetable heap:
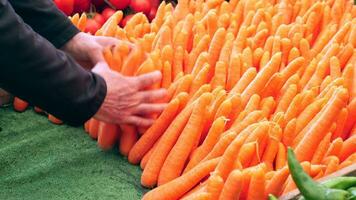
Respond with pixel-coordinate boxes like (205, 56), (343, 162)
(71, 0), (356, 199)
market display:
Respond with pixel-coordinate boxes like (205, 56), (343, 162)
(11, 0), (356, 199)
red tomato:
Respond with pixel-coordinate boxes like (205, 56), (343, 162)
(94, 13), (105, 25)
(109, 0), (131, 10)
(148, 7), (157, 21)
(102, 8), (116, 21)
(54, 0), (74, 16)
(150, 0), (159, 8)
(91, 0), (105, 7)
(120, 14), (133, 27)
(73, 0), (90, 13)
(85, 19), (100, 34)
(130, 0), (151, 15)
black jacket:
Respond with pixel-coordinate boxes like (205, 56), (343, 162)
(0, 0), (107, 126)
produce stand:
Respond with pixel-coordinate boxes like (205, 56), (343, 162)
(0, 107), (147, 200)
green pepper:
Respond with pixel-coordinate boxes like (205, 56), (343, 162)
(322, 177), (356, 190)
(268, 194), (278, 200)
(287, 148), (351, 200)
(348, 187), (356, 197)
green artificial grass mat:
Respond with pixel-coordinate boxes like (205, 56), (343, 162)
(0, 107), (148, 200)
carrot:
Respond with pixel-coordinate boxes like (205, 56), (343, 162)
(119, 125), (138, 156)
(342, 63), (354, 99)
(13, 97), (29, 112)
(343, 98), (356, 137)
(185, 117), (226, 172)
(158, 93), (212, 185)
(226, 54), (242, 91)
(282, 118), (297, 147)
(88, 119), (100, 139)
(324, 156), (340, 175)
(97, 122), (119, 150)
(190, 64), (211, 95)
(207, 28), (226, 79)
(218, 169), (243, 200)
(333, 108), (348, 140)
(261, 73), (285, 98)
(246, 164), (266, 200)
(48, 114), (63, 125)
(339, 135), (356, 162)
(311, 132), (332, 164)
(211, 61), (227, 89)
(218, 33), (235, 64)
(243, 94), (261, 114)
(294, 88), (349, 161)
(276, 142), (287, 170)
(172, 46), (185, 80)
(229, 68), (257, 96)
(141, 100), (195, 187)
(142, 158), (220, 200)
(172, 74), (193, 98)
(275, 84), (298, 114)
(262, 125), (282, 170)
(121, 47), (144, 76)
(207, 173), (224, 199)
(128, 98), (181, 164)
(265, 166), (289, 196)
(238, 142), (258, 168)
(241, 53), (281, 105)
(186, 36), (210, 73)
(295, 98), (326, 135)
(260, 97), (276, 118)
(285, 94), (302, 122)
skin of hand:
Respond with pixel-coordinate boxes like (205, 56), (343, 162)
(62, 32), (133, 68)
(92, 62), (168, 128)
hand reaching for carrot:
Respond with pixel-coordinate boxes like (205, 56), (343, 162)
(92, 62), (167, 127)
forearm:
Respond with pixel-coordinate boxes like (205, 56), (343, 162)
(0, 0), (106, 126)
(8, 0), (79, 48)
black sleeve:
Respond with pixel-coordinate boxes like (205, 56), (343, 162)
(0, 0), (107, 126)
(8, 0), (79, 48)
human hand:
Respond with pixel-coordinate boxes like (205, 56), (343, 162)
(92, 62), (167, 127)
(62, 32), (133, 68)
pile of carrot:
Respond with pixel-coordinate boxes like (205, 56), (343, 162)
(70, 0), (356, 199)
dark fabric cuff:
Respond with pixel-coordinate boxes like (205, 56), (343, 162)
(66, 73), (107, 126)
(52, 23), (80, 49)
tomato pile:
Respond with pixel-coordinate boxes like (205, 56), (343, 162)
(53, 0), (163, 34)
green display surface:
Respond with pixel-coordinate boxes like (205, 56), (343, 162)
(0, 107), (147, 200)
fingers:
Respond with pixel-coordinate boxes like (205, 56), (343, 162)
(123, 116), (154, 127)
(134, 103), (167, 115)
(135, 71), (162, 90)
(138, 89), (167, 103)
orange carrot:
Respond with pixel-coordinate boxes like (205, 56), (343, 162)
(276, 142), (287, 170)
(229, 68), (257, 96)
(207, 173), (224, 200)
(158, 93), (212, 185)
(311, 132), (332, 164)
(241, 53), (282, 105)
(265, 166), (289, 196)
(211, 61), (227, 89)
(218, 169), (243, 200)
(128, 98), (181, 164)
(185, 117), (226, 172)
(119, 125), (138, 156)
(13, 97), (29, 112)
(226, 54), (242, 91)
(282, 118), (297, 147)
(142, 158), (220, 200)
(339, 135), (356, 162)
(88, 119), (99, 139)
(246, 164), (266, 200)
(98, 122), (119, 150)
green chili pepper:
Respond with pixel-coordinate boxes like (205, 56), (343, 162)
(322, 177), (356, 190)
(348, 187), (356, 197)
(287, 148), (351, 200)
(268, 194), (278, 200)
